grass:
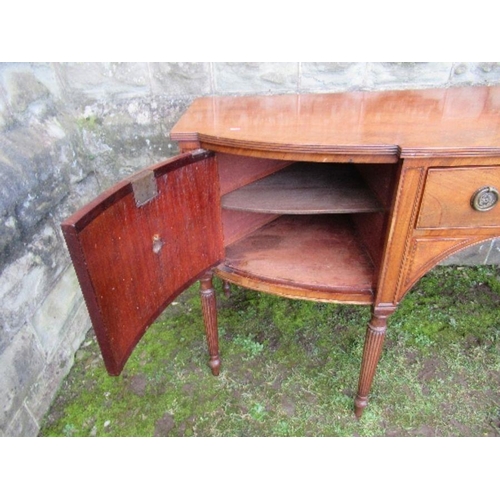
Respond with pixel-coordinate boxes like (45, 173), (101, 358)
(39, 265), (500, 437)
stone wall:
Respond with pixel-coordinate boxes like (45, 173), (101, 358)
(1, 62), (499, 436)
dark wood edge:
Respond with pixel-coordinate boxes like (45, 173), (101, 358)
(216, 265), (375, 301)
(61, 226), (120, 375)
(401, 148), (500, 158)
(170, 134), (500, 161)
(215, 267), (374, 305)
(204, 144), (398, 164)
(170, 132), (400, 157)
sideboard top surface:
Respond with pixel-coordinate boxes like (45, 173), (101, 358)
(170, 86), (500, 159)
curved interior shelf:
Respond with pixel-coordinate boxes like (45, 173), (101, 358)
(221, 162), (384, 214)
(220, 214), (375, 303)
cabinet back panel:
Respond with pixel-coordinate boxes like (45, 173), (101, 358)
(356, 163), (399, 209)
(218, 153), (292, 195)
(222, 208), (279, 246)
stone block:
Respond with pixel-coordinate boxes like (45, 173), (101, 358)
(26, 300), (91, 424)
(214, 62), (299, 94)
(56, 62), (151, 104)
(77, 97), (154, 131)
(72, 95), (174, 189)
(0, 125), (68, 214)
(300, 62), (367, 92)
(440, 240), (492, 265)
(14, 155), (68, 232)
(1, 253), (53, 344)
(0, 63), (60, 114)
(53, 172), (102, 222)
(0, 89), (8, 130)
(143, 132), (180, 162)
(486, 239), (500, 265)
(87, 98), (157, 136)
(84, 136), (159, 191)
(152, 95), (191, 135)
(5, 70), (50, 114)
(5, 404), (39, 437)
(450, 62), (500, 86)
(150, 62), (212, 97)
(366, 62), (453, 90)
(0, 123), (73, 269)
(26, 220), (68, 273)
(0, 221), (69, 344)
(65, 299), (92, 353)
(0, 212), (21, 262)
(0, 323), (45, 432)
(30, 266), (82, 358)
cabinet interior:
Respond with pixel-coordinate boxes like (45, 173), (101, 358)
(217, 153), (398, 302)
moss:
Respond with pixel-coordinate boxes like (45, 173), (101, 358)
(40, 266), (500, 437)
(76, 115), (101, 131)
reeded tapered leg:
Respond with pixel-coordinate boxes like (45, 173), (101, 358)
(354, 308), (394, 418)
(200, 271), (220, 376)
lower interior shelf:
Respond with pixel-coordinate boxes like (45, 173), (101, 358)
(218, 214), (376, 303)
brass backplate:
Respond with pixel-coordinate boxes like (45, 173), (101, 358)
(131, 170), (159, 207)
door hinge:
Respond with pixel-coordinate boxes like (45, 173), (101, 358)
(131, 170), (158, 207)
(191, 148), (211, 160)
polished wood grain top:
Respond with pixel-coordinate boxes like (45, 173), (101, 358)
(171, 86), (500, 159)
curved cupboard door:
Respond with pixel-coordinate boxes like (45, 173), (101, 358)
(61, 150), (223, 375)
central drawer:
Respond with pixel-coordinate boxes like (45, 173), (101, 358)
(416, 166), (500, 229)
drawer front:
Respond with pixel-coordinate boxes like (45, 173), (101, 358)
(417, 166), (500, 229)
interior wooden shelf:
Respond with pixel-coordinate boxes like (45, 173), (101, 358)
(220, 214), (375, 301)
(221, 163), (383, 214)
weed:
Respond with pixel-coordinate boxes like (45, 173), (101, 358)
(233, 335), (264, 359)
(249, 403), (267, 421)
(62, 423), (76, 437)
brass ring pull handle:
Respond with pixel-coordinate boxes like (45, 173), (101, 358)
(471, 186), (499, 212)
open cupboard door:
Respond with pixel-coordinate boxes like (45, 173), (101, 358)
(61, 150), (224, 375)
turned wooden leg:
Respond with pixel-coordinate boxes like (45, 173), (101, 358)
(200, 271), (221, 376)
(354, 307), (394, 418)
(223, 280), (231, 298)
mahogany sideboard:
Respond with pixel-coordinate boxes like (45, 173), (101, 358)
(62, 86), (500, 418)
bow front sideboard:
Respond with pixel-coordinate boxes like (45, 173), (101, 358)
(62, 86), (500, 418)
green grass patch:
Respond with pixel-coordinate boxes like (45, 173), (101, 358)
(39, 266), (500, 437)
